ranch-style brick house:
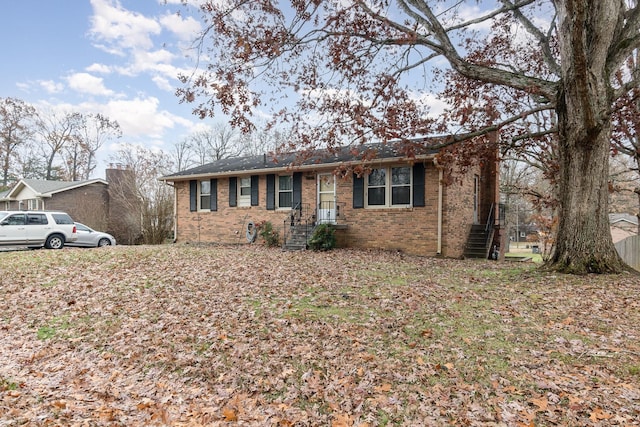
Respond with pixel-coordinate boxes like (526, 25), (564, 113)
(161, 142), (504, 259)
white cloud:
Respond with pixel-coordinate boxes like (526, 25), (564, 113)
(99, 96), (193, 139)
(86, 63), (112, 74)
(160, 12), (201, 41)
(66, 73), (114, 96)
(132, 49), (176, 71)
(115, 49), (184, 81)
(16, 82), (30, 92)
(39, 80), (65, 94)
(89, 0), (162, 53)
(152, 75), (175, 92)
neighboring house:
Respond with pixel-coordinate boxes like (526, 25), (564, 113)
(509, 223), (540, 244)
(610, 213), (638, 243)
(161, 142), (503, 259)
(1, 178), (110, 231)
(0, 166), (141, 243)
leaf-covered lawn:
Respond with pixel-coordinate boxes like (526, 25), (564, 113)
(0, 245), (639, 426)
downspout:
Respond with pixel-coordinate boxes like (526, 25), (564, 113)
(173, 183), (178, 243)
(433, 158), (443, 255)
(163, 180), (178, 243)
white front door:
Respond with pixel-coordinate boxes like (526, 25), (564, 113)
(317, 173), (336, 224)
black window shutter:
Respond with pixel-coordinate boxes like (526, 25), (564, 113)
(189, 180), (197, 212)
(412, 163), (425, 207)
(353, 174), (364, 209)
(266, 174), (275, 210)
(210, 178), (218, 211)
(250, 175), (259, 206)
(229, 177), (237, 207)
(293, 172), (302, 209)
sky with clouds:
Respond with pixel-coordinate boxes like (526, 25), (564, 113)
(0, 0), (209, 177)
(0, 1), (533, 179)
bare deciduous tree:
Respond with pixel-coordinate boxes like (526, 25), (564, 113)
(190, 123), (243, 165)
(0, 98), (37, 187)
(108, 144), (174, 245)
(37, 111), (83, 180)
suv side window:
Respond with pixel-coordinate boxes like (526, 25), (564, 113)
(4, 214), (26, 225)
(27, 214), (48, 225)
(52, 213), (73, 225)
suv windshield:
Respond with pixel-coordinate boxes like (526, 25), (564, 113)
(0, 212), (7, 221)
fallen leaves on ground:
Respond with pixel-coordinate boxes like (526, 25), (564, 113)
(0, 244), (639, 426)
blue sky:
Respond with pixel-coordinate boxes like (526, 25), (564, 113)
(0, 0), (519, 180)
(0, 0), (208, 177)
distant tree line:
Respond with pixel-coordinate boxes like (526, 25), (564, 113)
(0, 97), (122, 188)
(0, 96), (292, 191)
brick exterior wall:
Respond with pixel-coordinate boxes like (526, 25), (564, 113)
(172, 160), (486, 258)
(43, 183), (109, 231)
(175, 176), (291, 244)
(336, 165), (441, 255)
(440, 169), (478, 258)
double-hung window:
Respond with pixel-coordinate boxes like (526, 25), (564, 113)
(199, 180), (211, 211)
(27, 199), (39, 210)
(366, 166), (412, 207)
(278, 175), (293, 208)
(238, 177), (251, 207)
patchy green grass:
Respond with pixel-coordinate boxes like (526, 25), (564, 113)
(505, 251), (544, 263)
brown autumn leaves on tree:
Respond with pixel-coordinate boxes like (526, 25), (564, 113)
(176, 0), (640, 274)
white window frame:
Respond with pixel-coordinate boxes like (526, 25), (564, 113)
(365, 166), (412, 208)
(198, 180), (211, 211)
(238, 177), (251, 207)
(277, 175), (293, 209)
(28, 199), (40, 210)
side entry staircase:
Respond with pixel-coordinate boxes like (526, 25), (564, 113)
(463, 203), (502, 259)
(463, 224), (494, 259)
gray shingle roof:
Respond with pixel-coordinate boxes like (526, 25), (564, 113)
(6, 178), (108, 199)
(21, 179), (83, 194)
(162, 143), (435, 180)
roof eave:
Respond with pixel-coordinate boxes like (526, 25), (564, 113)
(48, 179), (109, 195)
(6, 181), (31, 198)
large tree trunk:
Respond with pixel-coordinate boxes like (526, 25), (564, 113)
(549, 0), (627, 274)
(551, 96), (627, 273)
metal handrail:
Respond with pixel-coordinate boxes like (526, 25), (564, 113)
(283, 203), (310, 248)
(485, 203), (495, 232)
(484, 203), (506, 231)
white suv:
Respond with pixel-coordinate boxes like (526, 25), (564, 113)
(0, 211), (78, 249)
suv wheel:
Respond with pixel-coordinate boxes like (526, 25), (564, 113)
(45, 234), (65, 249)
